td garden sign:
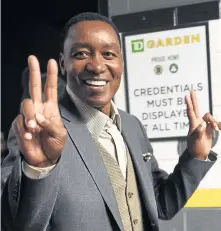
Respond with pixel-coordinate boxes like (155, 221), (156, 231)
(131, 34), (201, 52)
(123, 24), (211, 139)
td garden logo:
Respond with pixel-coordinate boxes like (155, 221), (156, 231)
(131, 39), (144, 53)
(131, 34), (201, 53)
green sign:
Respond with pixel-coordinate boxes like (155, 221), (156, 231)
(131, 39), (144, 53)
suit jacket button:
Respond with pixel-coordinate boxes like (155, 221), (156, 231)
(128, 192), (134, 198)
(133, 219), (138, 225)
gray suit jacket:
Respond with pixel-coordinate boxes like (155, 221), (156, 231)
(1, 94), (217, 231)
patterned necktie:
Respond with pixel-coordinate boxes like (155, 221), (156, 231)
(105, 120), (127, 180)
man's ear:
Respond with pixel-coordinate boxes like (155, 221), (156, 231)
(120, 52), (124, 72)
(59, 52), (66, 76)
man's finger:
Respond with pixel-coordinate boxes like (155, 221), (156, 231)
(16, 114), (33, 141)
(190, 121), (207, 139)
(21, 99), (37, 133)
(185, 94), (196, 127)
(28, 55), (42, 102)
(218, 122), (221, 130)
(190, 90), (200, 118)
(44, 59), (58, 103)
(203, 113), (219, 131)
(35, 113), (66, 137)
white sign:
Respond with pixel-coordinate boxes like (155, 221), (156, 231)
(123, 25), (211, 139)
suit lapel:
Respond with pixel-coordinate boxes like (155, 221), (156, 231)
(59, 95), (124, 231)
(119, 111), (158, 223)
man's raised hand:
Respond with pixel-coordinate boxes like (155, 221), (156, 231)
(15, 55), (67, 167)
(186, 90), (219, 160)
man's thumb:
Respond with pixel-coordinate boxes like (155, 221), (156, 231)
(192, 121), (207, 139)
(35, 113), (60, 136)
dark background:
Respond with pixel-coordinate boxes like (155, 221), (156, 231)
(2, 0), (98, 138)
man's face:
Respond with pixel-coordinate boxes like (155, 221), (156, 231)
(62, 21), (123, 112)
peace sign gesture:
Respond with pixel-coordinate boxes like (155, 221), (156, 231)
(15, 56), (67, 167)
(186, 91), (220, 160)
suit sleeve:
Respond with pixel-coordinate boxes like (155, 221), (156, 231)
(134, 116), (217, 220)
(1, 119), (61, 231)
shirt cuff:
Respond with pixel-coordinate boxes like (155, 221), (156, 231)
(195, 156), (211, 161)
(22, 161), (56, 179)
(205, 156), (211, 161)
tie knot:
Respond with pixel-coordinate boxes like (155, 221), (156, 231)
(106, 120), (120, 137)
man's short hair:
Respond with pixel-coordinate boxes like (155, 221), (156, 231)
(60, 12), (121, 52)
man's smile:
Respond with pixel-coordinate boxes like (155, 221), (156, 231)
(84, 79), (108, 87)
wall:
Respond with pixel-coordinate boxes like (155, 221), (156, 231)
(108, 0), (219, 16)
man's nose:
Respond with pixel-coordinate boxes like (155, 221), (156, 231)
(86, 54), (107, 75)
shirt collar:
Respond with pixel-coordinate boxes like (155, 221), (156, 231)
(66, 85), (121, 139)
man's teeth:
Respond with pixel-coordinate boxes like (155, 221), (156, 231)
(85, 80), (107, 86)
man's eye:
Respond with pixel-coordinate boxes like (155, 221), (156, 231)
(103, 52), (116, 59)
(72, 51), (90, 59)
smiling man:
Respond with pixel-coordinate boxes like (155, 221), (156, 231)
(61, 17), (123, 116)
(1, 12), (219, 231)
